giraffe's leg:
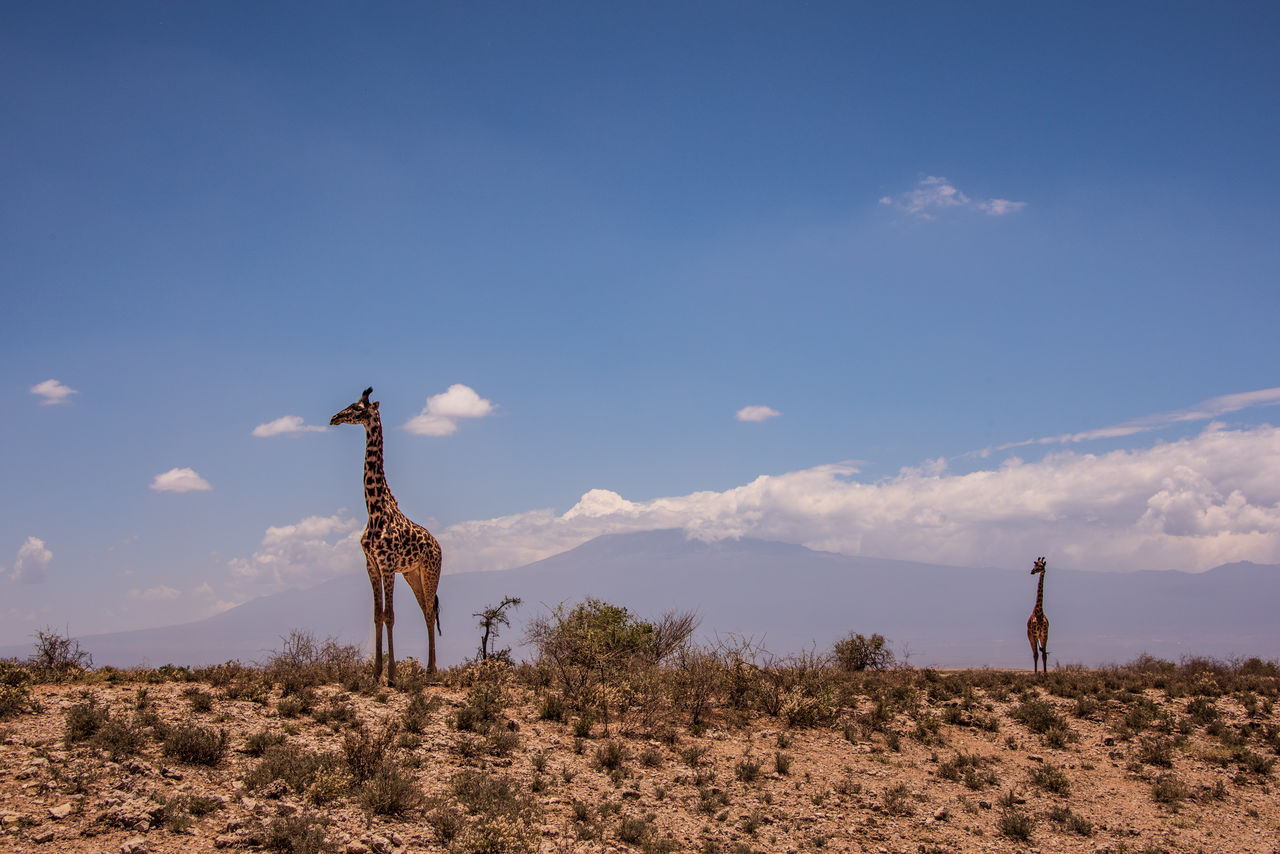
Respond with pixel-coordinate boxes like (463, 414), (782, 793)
(1028, 629), (1039, 674)
(404, 567), (437, 675)
(383, 571), (396, 687)
(364, 547), (384, 681)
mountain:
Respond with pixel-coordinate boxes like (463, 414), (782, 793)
(3, 531), (1277, 669)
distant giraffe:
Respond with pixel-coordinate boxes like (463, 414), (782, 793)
(1026, 556), (1049, 674)
(331, 387), (443, 684)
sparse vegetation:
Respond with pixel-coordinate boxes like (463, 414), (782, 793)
(0, 621), (1277, 853)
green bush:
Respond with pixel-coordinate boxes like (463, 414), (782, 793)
(64, 692), (109, 745)
(163, 722), (228, 765)
(358, 760), (422, 816)
(0, 661), (38, 718)
(832, 632), (895, 672)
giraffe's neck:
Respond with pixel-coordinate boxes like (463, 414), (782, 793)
(1034, 571), (1045, 615)
(363, 414), (394, 518)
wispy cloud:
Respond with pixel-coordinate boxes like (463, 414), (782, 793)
(150, 467), (213, 493)
(880, 176), (1025, 219)
(736, 405), (781, 423)
(975, 386), (1280, 456)
(129, 585), (181, 601)
(30, 379), (77, 405)
(5, 537), (52, 584)
(404, 384), (496, 437)
(437, 423), (1280, 575)
(252, 415), (328, 437)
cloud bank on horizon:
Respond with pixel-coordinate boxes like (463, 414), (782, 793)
(228, 419), (1280, 593)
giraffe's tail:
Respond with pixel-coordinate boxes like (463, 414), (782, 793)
(434, 595), (442, 635)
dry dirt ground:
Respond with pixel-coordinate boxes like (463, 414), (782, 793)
(1, 665), (1278, 854)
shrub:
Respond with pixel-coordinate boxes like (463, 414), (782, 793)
(163, 722), (228, 765)
(525, 598), (695, 732)
(245, 729), (288, 757)
(184, 687), (214, 713)
(264, 630), (365, 693)
(734, 756), (762, 783)
(774, 752), (792, 775)
(881, 783), (912, 816)
(254, 811), (338, 854)
(594, 740), (628, 771)
(832, 632), (895, 672)
(1028, 763), (1071, 796)
(1011, 697), (1067, 734)
(401, 690), (438, 733)
(342, 722), (399, 784)
(997, 810), (1035, 841)
(93, 715), (146, 760)
(359, 759), (422, 816)
(64, 692), (108, 745)
(28, 628), (93, 681)
(248, 744), (345, 794)
(1151, 773), (1188, 807)
(0, 661), (37, 718)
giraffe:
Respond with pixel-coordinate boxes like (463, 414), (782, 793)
(331, 387), (443, 684)
(1026, 556), (1049, 674)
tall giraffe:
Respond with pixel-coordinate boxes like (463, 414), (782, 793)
(1026, 556), (1049, 674)
(331, 387), (443, 684)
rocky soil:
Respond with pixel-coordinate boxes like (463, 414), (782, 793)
(1, 667), (1278, 854)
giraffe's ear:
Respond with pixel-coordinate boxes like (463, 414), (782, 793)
(370, 400), (379, 411)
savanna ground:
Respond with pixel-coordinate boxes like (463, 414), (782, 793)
(2, 601), (1278, 854)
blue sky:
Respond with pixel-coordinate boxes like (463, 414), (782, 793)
(3, 3), (1280, 643)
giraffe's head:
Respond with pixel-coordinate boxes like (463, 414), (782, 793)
(330, 387), (379, 427)
(1030, 556), (1047, 575)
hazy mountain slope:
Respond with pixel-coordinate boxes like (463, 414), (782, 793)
(4, 531), (1276, 668)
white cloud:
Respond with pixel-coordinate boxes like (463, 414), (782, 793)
(983, 386), (1280, 455)
(6, 537), (52, 584)
(736, 405), (781, 422)
(30, 379), (77, 405)
(228, 513), (363, 589)
(436, 424), (1280, 575)
(404, 384), (496, 436)
(976, 198), (1027, 216)
(150, 467), (212, 493)
(252, 415), (328, 437)
(880, 176), (1026, 219)
(129, 585), (181, 601)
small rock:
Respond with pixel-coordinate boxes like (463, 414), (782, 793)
(121, 837), (149, 854)
(366, 835), (392, 854)
(1027, 754), (1043, 762)
(978, 800), (992, 810)
(160, 767), (183, 780)
(47, 803), (74, 820)
(32, 829), (55, 844)
(933, 807), (949, 821)
(387, 833), (402, 846)
(344, 844), (370, 854)
(213, 834), (239, 849)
